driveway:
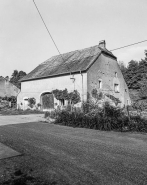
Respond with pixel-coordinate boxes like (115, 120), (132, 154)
(0, 122), (147, 184)
(0, 114), (45, 126)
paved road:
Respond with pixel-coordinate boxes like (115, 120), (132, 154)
(0, 122), (147, 184)
(0, 114), (45, 126)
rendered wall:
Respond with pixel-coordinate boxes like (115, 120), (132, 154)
(17, 73), (87, 109)
(87, 53), (130, 106)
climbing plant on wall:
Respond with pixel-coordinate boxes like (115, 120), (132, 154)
(52, 89), (81, 105)
(91, 88), (121, 106)
(52, 89), (69, 100)
(68, 90), (81, 104)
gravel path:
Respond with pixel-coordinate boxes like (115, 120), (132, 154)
(0, 122), (147, 184)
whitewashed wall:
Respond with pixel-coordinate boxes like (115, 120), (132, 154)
(17, 73), (87, 109)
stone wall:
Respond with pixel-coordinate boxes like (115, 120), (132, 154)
(0, 77), (20, 97)
(87, 53), (131, 106)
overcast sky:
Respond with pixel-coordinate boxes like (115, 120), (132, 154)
(0, 0), (147, 77)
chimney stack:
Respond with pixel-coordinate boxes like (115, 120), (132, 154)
(5, 76), (9, 81)
(99, 40), (106, 49)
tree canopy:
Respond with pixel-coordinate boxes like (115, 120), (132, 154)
(10, 70), (26, 89)
(119, 51), (147, 104)
(119, 52), (147, 91)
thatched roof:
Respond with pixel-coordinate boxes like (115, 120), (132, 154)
(21, 45), (116, 82)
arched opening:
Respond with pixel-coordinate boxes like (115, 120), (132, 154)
(40, 92), (54, 110)
(23, 97), (29, 110)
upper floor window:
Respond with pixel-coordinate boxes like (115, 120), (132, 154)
(115, 72), (117, 78)
(127, 99), (129, 105)
(114, 84), (119, 93)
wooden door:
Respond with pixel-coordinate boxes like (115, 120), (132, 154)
(42, 93), (54, 109)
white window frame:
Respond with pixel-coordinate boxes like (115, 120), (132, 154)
(114, 84), (119, 93)
(98, 80), (102, 89)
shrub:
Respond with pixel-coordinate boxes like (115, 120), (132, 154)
(28, 97), (36, 108)
(44, 110), (56, 119)
(128, 115), (147, 132)
(37, 103), (41, 107)
(54, 101), (147, 132)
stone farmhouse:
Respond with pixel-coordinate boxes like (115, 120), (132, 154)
(0, 76), (20, 97)
(17, 41), (130, 110)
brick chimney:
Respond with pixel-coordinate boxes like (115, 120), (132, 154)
(99, 40), (106, 49)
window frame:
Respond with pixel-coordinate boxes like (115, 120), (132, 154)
(115, 72), (117, 78)
(98, 80), (102, 89)
(114, 83), (119, 93)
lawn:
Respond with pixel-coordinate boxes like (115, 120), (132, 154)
(0, 108), (44, 116)
(0, 122), (147, 184)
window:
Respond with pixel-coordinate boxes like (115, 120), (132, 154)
(127, 100), (129, 105)
(115, 72), (117, 78)
(98, 80), (102, 89)
(114, 84), (119, 93)
(60, 99), (65, 106)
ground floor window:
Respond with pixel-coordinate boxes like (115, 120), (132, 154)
(59, 99), (65, 106)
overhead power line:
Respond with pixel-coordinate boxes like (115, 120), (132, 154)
(32, 0), (66, 64)
(33, 1), (146, 63)
(110, 40), (147, 51)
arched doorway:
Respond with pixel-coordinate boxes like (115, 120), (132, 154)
(40, 92), (54, 110)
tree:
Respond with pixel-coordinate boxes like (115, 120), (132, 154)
(10, 70), (26, 89)
(124, 60), (139, 89)
(118, 61), (127, 77)
(139, 75), (147, 99)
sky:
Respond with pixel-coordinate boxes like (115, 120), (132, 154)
(0, 0), (147, 77)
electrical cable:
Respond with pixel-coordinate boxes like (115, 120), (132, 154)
(32, 0), (71, 72)
(110, 40), (147, 51)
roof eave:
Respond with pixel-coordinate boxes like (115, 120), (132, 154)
(20, 70), (87, 82)
(101, 50), (117, 60)
(20, 48), (117, 83)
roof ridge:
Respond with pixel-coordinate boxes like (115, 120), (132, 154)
(21, 44), (116, 82)
(41, 45), (100, 65)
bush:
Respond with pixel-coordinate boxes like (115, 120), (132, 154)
(37, 103), (41, 107)
(28, 97), (36, 108)
(54, 101), (147, 132)
(127, 115), (147, 132)
(44, 110), (56, 119)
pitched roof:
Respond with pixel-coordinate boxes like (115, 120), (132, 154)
(21, 45), (116, 82)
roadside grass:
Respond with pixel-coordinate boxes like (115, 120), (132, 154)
(0, 108), (44, 116)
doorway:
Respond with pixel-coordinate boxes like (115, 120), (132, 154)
(40, 92), (54, 110)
